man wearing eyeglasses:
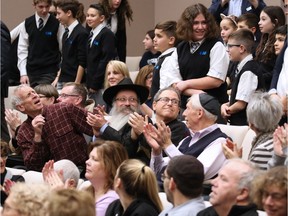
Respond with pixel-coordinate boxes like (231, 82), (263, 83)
(57, 82), (95, 111)
(86, 78), (152, 164)
(11, 84), (94, 172)
(143, 93), (228, 192)
(152, 87), (189, 147)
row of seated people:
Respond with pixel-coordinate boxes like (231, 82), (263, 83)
(1, 138), (286, 216)
(2, 78), (287, 214)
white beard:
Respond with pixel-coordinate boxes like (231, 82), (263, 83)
(108, 105), (140, 131)
(109, 112), (130, 131)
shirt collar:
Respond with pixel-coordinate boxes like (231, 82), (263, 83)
(67, 20), (79, 35)
(35, 13), (50, 25)
(237, 54), (253, 72)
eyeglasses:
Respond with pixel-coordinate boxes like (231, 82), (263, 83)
(59, 93), (80, 98)
(263, 191), (286, 201)
(156, 97), (180, 106)
(161, 173), (171, 182)
(227, 44), (241, 49)
(115, 97), (138, 103)
(0, 155), (8, 160)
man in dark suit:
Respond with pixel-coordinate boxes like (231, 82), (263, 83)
(1, 21), (11, 143)
(86, 78), (151, 164)
(209, 0), (266, 24)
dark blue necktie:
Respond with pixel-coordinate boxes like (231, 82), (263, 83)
(38, 18), (44, 31)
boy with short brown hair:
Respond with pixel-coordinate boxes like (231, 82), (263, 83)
(221, 29), (264, 125)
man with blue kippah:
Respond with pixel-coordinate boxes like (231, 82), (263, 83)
(144, 93), (228, 192)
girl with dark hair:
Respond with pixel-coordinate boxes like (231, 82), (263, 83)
(99, 0), (133, 62)
(255, 6), (286, 90)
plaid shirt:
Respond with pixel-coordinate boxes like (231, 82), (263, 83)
(17, 103), (93, 171)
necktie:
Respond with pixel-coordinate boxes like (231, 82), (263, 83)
(106, 16), (112, 29)
(88, 31), (93, 47)
(62, 27), (69, 42)
(190, 42), (200, 54)
(38, 18), (44, 31)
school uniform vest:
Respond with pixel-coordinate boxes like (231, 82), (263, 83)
(60, 24), (88, 83)
(150, 51), (174, 99)
(177, 38), (228, 107)
(229, 60), (264, 125)
(25, 15), (60, 74)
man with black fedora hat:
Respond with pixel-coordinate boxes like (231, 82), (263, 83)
(143, 93), (228, 185)
(87, 77), (152, 164)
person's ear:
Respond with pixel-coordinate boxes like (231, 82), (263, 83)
(236, 188), (249, 202)
(114, 177), (121, 189)
(100, 15), (105, 23)
(169, 177), (176, 191)
(66, 179), (77, 188)
(47, 97), (55, 104)
(169, 36), (176, 45)
(152, 100), (157, 111)
(198, 108), (204, 118)
(250, 27), (256, 34)
(16, 104), (25, 112)
(67, 10), (72, 17)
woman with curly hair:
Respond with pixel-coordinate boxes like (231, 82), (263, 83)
(255, 6), (285, 90)
(251, 166), (287, 216)
(99, 0), (133, 62)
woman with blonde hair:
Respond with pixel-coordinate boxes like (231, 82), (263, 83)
(85, 139), (128, 216)
(104, 60), (130, 89)
(105, 159), (162, 216)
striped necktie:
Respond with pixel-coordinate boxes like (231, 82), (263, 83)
(38, 18), (44, 31)
(62, 27), (69, 42)
(88, 31), (93, 47)
(190, 42), (200, 54)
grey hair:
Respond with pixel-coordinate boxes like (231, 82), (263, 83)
(247, 91), (283, 133)
(54, 159), (80, 185)
(189, 94), (218, 122)
(153, 87), (181, 102)
(11, 84), (29, 109)
(225, 158), (259, 203)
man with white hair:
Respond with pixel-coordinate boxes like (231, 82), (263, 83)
(42, 159), (80, 189)
(87, 78), (151, 164)
(197, 159), (259, 216)
(144, 93), (228, 182)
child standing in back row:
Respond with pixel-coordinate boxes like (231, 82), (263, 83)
(52, 0), (88, 90)
(220, 14), (238, 46)
(221, 29), (265, 125)
(150, 20), (178, 99)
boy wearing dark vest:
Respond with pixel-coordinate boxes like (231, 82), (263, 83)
(221, 29), (264, 125)
(18, 0), (62, 88)
(150, 20), (177, 99)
